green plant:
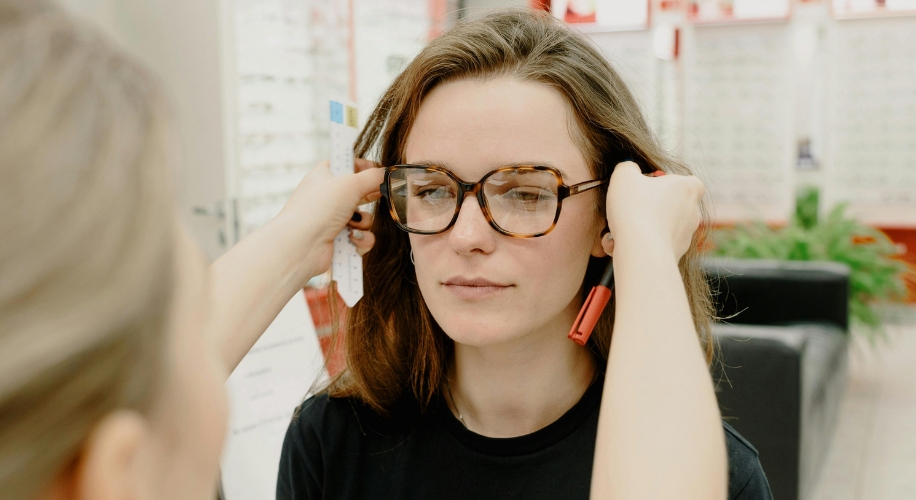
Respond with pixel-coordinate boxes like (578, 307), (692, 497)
(711, 187), (911, 340)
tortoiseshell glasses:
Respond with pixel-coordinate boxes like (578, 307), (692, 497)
(380, 165), (608, 238)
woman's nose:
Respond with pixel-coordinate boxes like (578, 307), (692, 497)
(448, 194), (497, 255)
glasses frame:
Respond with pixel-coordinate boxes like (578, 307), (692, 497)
(380, 164), (608, 238)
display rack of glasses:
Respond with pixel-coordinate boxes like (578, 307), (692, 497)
(231, 0), (435, 238)
(233, 0), (350, 238)
(353, 0), (431, 127)
(588, 29), (660, 138)
(823, 14), (916, 226)
(681, 20), (796, 223)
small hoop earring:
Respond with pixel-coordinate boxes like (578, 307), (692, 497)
(410, 249), (415, 265)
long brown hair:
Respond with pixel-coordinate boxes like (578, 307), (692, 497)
(326, 9), (714, 414)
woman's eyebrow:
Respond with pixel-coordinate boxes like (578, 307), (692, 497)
(406, 160), (571, 181)
(410, 159), (448, 168)
(502, 161), (571, 180)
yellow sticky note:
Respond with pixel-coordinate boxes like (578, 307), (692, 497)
(345, 105), (358, 128)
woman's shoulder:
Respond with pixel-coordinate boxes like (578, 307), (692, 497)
(723, 422), (774, 500)
(293, 392), (358, 425)
(291, 392), (377, 435)
(280, 393), (401, 498)
(288, 391), (421, 443)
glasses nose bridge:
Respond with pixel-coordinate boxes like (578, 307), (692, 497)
(450, 177), (494, 228)
(455, 178), (487, 207)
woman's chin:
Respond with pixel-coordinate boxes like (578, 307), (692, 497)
(438, 319), (528, 348)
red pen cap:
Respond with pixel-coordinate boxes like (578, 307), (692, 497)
(568, 264), (615, 346)
(568, 286), (612, 346)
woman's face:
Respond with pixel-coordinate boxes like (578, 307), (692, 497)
(143, 229), (229, 499)
(405, 77), (606, 347)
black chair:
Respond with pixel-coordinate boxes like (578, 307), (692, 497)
(705, 258), (850, 500)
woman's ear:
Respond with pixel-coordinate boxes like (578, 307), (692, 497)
(71, 410), (150, 500)
(591, 227), (612, 258)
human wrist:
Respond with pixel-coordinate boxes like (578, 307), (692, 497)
(610, 228), (692, 327)
(611, 225), (678, 264)
(264, 211), (321, 288)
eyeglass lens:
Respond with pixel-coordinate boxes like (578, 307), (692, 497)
(389, 167), (560, 235)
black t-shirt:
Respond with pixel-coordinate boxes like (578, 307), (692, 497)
(277, 377), (773, 499)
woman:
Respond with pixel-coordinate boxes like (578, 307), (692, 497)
(278, 9), (772, 500)
(0, 2), (379, 499)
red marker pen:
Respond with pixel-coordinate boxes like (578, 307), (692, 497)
(568, 262), (615, 346)
(568, 169), (666, 346)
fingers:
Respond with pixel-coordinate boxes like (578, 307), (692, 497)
(632, 162), (706, 203)
(348, 210), (373, 230)
(358, 191), (383, 205)
(354, 158), (384, 204)
(605, 160), (706, 259)
(342, 167), (385, 205)
(348, 210), (375, 256)
(348, 228), (375, 257)
(611, 160), (642, 181)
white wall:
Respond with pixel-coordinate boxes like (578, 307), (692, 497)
(57, 0), (234, 259)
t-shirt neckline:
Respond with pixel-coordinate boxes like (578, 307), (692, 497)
(434, 374), (604, 457)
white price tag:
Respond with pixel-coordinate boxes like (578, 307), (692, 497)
(329, 100), (363, 307)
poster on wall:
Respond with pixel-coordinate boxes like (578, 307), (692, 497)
(551, 0), (650, 30)
(688, 0), (791, 22)
(832, 0), (916, 18)
(221, 291), (327, 500)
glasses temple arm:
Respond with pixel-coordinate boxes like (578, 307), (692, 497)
(568, 178), (609, 195)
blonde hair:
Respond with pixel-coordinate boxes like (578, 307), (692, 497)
(0, 2), (177, 498)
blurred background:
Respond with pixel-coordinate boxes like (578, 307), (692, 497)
(55, 1), (916, 499)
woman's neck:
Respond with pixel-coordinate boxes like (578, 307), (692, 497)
(447, 326), (597, 438)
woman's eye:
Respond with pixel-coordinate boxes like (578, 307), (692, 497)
(507, 187), (550, 202)
(414, 185), (454, 202)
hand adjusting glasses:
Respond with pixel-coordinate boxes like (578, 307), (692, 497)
(380, 165), (608, 238)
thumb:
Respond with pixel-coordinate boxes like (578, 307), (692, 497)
(611, 160), (641, 181)
(339, 167), (384, 205)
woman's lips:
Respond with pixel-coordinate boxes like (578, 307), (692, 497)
(442, 277), (512, 299)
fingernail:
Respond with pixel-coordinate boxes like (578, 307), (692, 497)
(351, 229), (364, 240)
(604, 232), (613, 241)
(350, 212), (362, 222)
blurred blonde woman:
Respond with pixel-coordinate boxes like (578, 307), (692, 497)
(0, 1), (728, 499)
(0, 2), (380, 499)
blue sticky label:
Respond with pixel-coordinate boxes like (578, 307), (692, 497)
(330, 101), (343, 124)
